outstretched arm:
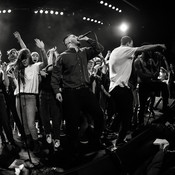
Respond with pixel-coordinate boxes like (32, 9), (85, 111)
(13, 31), (27, 49)
(136, 44), (166, 54)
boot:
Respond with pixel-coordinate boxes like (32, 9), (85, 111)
(33, 139), (41, 153)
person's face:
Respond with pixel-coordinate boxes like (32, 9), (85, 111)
(87, 61), (94, 71)
(128, 40), (133, 47)
(65, 34), (80, 46)
(31, 53), (39, 63)
(8, 50), (18, 62)
(21, 57), (30, 67)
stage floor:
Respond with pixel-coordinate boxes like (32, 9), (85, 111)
(0, 108), (165, 174)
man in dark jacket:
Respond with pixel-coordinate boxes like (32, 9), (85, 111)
(51, 33), (105, 157)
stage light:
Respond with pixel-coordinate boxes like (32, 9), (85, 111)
(60, 12), (64, 15)
(50, 10), (54, 14)
(45, 10), (48, 14)
(2, 10), (6, 13)
(99, 1), (122, 13)
(40, 9), (43, 14)
(7, 9), (12, 13)
(34, 10), (38, 14)
(55, 11), (59, 15)
(82, 16), (103, 25)
(0, 10), (1, 14)
(119, 9), (122, 13)
(119, 22), (129, 33)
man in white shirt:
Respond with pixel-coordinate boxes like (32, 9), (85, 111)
(109, 36), (166, 147)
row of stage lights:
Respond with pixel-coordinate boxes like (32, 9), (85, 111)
(83, 17), (103, 25)
(0, 9), (12, 14)
(0, 8), (104, 26)
(99, 1), (122, 13)
(34, 9), (64, 16)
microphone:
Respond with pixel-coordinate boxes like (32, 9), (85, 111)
(78, 31), (92, 39)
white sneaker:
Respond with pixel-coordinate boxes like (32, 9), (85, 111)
(46, 134), (52, 144)
(54, 139), (60, 149)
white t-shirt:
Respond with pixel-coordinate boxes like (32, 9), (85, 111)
(14, 62), (42, 95)
(109, 46), (138, 92)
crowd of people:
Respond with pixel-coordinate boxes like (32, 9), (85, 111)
(0, 32), (175, 168)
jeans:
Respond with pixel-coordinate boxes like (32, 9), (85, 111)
(16, 94), (38, 140)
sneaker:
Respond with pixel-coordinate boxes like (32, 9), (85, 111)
(79, 135), (89, 144)
(46, 134), (52, 144)
(54, 139), (60, 149)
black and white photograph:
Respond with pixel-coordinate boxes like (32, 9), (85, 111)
(0, 0), (175, 174)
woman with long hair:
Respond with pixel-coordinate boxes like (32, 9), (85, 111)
(13, 39), (48, 153)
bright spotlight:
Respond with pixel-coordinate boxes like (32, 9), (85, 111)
(60, 12), (64, 15)
(55, 11), (59, 15)
(2, 10), (6, 13)
(87, 18), (90, 21)
(104, 2), (108, 6)
(100, 1), (104, 4)
(108, 4), (112, 8)
(40, 9), (43, 14)
(8, 9), (12, 13)
(112, 6), (115, 9)
(83, 17), (86, 20)
(119, 22), (129, 33)
(34, 10), (38, 14)
(45, 10), (48, 14)
(50, 10), (54, 14)
(119, 9), (122, 13)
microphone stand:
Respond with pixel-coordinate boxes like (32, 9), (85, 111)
(17, 70), (34, 167)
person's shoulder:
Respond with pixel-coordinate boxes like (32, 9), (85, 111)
(60, 50), (71, 56)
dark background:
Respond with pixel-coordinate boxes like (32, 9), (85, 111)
(0, 0), (174, 64)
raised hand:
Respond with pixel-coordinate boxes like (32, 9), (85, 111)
(13, 31), (21, 40)
(35, 39), (45, 50)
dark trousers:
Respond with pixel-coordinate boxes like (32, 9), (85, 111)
(138, 81), (169, 125)
(110, 86), (133, 144)
(62, 87), (104, 153)
(5, 92), (25, 138)
(0, 93), (14, 144)
(39, 90), (62, 139)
